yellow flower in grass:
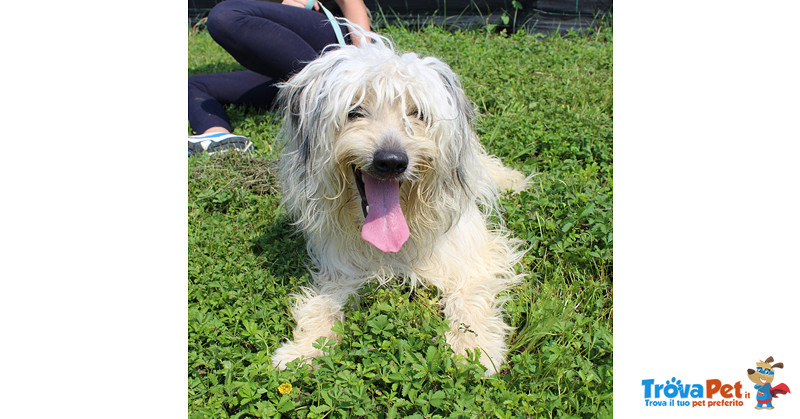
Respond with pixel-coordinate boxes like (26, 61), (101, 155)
(278, 382), (292, 395)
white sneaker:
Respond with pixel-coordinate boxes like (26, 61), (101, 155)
(188, 132), (254, 156)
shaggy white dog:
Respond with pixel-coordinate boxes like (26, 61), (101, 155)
(271, 33), (527, 376)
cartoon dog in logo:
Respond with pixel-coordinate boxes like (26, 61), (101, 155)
(747, 356), (791, 409)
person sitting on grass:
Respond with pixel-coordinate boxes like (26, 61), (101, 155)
(188, 0), (371, 156)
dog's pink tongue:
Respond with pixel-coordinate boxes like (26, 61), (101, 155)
(361, 173), (409, 253)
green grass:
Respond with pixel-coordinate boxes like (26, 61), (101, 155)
(189, 24), (612, 418)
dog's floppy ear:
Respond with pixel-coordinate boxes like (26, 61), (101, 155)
(428, 60), (493, 205)
(275, 48), (357, 228)
(277, 52), (347, 169)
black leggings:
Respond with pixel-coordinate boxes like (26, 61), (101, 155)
(188, 0), (347, 134)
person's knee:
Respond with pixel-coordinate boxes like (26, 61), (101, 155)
(206, 0), (246, 41)
(188, 75), (205, 94)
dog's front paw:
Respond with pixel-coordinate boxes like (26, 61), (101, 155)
(271, 341), (320, 370)
(470, 346), (505, 377)
(446, 330), (507, 377)
(477, 349), (505, 377)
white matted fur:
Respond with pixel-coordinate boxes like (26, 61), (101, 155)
(271, 31), (528, 376)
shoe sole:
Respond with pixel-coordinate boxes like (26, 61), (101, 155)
(188, 136), (254, 156)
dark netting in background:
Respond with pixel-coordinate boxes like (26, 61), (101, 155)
(189, 0), (612, 34)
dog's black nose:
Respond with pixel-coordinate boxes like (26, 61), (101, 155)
(372, 149), (408, 176)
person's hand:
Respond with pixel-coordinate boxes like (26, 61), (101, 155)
(282, 0), (319, 11)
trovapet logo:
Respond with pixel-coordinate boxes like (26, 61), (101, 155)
(640, 355), (792, 410)
(641, 377), (746, 408)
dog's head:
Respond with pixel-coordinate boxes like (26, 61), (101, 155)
(747, 356), (784, 385)
(277, 35), (493, 253)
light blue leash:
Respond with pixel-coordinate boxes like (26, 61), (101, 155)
(305, 1), (346, 46)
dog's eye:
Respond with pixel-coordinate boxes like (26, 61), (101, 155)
(407, 108), (425, 121)
(348, 107), (367, 120)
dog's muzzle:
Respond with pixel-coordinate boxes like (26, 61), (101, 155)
(352, 148), (411, 253)
(353, 148), (409, 217)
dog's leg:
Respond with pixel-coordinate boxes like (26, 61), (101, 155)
(440, 282), (514, 376)
(424, 209), (523, 376)
(271, 280), (360, 369)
